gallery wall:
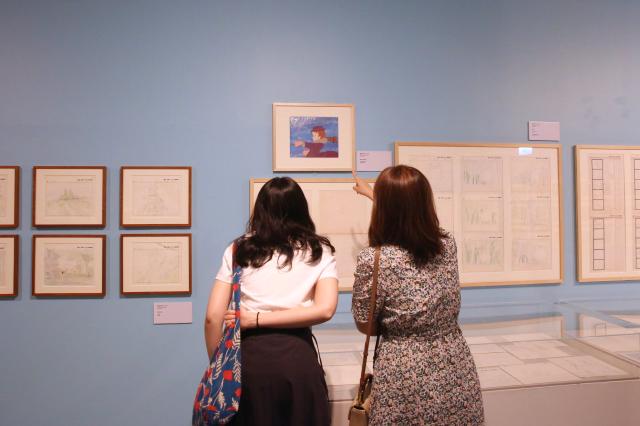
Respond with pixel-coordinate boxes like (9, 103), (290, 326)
(1, 0), (639, 424)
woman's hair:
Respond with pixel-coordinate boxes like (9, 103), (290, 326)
(369, 165), (446, 266)
(234, 177), (334, 269)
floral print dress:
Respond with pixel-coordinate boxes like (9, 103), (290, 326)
(352, 236), (485, 425)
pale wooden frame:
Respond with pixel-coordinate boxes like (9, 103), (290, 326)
(0, 166), (20, 228)
(395, 141), (564, 287)
(0, 235), (19, 297)
(272, 103), (356, 172)
(575, 145), (640, 282)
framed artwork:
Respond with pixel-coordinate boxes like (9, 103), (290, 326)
(250, 178), (374, 291)
(120, 167), (192, 227)
(395, 142), (563, 287)
(575, 145), (640, 282)
(272, 103), (355, 171)
(0, 235), (19, 297)
(32, 235), (106, 297)
(33, 166), (106, 227)
(120, 234), (192, 295)
(0, 166), (20, 228)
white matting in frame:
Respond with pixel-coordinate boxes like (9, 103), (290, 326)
(33, 166), (106, 227)
(272, 103), (355, 172)
(0, 166), (19, 228)
(0, 235), (19, 297)
(32, 235), (106, 297)
(121, 234), (192, 295)
(250, 178), (374, 291)
(120, 167), (192, 227)
(395, 142), (563, 287)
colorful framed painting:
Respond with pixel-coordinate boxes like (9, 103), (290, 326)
(120, 234), (192, 295)
(33, 166), (106, 227)
(32, 235), (106, 297)
(120, 167), (192, 227)
(272, 103), (355, 171)
(0, 166), (20, 228)
(0, 235), (19, 297)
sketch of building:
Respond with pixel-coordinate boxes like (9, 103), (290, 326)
(512, 239), (552, 271)
(511, 199), (552, 232)
(590, 217), (626, 272)
(589, 156), (625, 214)
(45, 178), (94, 217)
(462, 199), (503, 233)
(461, 238), (504, 272)
(133, 243), (181, 284)
(511, 157), (551, 193)
(461, 157), (503, 193)
(132, 180), (181, 217)
(44, 244), (94, 286)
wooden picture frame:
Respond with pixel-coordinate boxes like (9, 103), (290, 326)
(250, 178), (375, 291)
(395, 142), (563, 287)
(32, 234), (106, 297)
(120, 233), (192, 295)
(32, 166), (106, 227)
(575, 145), (640, 282)
(0, 235), (19, 297)
(120, 166), (192, 227)
(272, 103), (355, 172)
(0, 166), (20, 228)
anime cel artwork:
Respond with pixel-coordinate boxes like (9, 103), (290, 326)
(289, 116), (339, 158)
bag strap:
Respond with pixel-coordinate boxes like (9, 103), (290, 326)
(356, 247), (381, 404)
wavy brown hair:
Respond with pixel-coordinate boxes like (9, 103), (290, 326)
(369, 165), (446, 266)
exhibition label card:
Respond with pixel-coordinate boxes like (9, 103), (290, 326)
(528, 121), (560, 141)
(356, 151), (392, 172)
(153, 302), (192, 324)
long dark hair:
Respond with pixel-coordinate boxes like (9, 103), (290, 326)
(369, 165), (446, 266)
(235, 177), (335, 269)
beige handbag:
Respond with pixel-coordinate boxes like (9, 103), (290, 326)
(348, 248), (381, 426)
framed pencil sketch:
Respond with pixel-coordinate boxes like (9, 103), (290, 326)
(575, 145), (640, 282)
(33, 166), (106, 227)
(121, 234), (192, 295)
(250, 178), (374, 291)
(0, 166), (20, 228)
(0, 235), (19, 297)
(395, 142), (563, 287)
(32, 235), (106, 297)
(272, 103), (355, 171)
(120, 167), (192, 227)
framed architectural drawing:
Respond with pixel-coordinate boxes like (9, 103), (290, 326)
(120, 167), (192, 227)
(272, 103), (355, 171)
(0, 235), (19, 297)
(575, 145), (640, 282)
(0, 166), (20, 228)
(32, 235), (106, 296)
(33, 166), (106, 227)
(250, 178), (374, 291)
(395, 142), (563, 287)
(120, 234), (192, 295)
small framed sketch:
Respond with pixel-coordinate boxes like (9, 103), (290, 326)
(120, 167), (192, 227)
(0, 166), (20, 228)
(272, 103), (355, 171)
(0, 235), (19, 297)
(33, 166), (106, 227)
(121, 234), (191, 295)
(32, 235), (106, 297)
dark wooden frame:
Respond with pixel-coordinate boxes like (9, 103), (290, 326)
(120, 233), (192, 295)
(120, 166), (192, 227)
(32, 234), (106, 297)
(32, 166), (107, 228)
(0, 235), (19, 297)
(0, 166), (20, 228)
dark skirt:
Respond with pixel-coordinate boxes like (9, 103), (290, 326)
(230, 327), (330, 426)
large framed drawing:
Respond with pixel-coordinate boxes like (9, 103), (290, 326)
(32, 235), (106, 297)
(0, 166), (19, 228)
(250, 178), (374, 291)
(120, 167), (192, 227)
(120, 234), (192, 295)
(395, 142), (563, 287)
(272, 103), (355, 172)
(33, 166), (106, 227)
(575, 145), (640, 282)
(0, 235), (19, 297)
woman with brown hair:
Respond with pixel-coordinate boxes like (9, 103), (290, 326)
(351, 166), (485, 425)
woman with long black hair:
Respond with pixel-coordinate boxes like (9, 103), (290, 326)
(204, 177), (337, 426)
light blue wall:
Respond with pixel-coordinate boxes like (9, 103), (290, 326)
(1, 1), (639, 424)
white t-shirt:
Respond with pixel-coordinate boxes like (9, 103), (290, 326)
(215, 243), (338, 312)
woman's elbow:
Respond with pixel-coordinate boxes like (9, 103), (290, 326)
(318, 305), (337, 323)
